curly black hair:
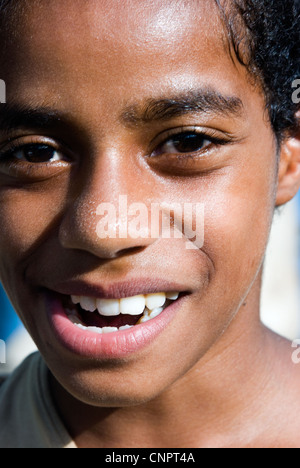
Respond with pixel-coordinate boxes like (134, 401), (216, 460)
(216, 0), (300, 138)
(0, 0), (299, 138)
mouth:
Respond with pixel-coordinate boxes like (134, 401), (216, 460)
(45, 286), (187, 359)
(62, 291), (180, 334)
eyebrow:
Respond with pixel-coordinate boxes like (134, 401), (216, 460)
(121, 89), (244, 126)
(0, 88), (244, 134)
(0, 103), (64, 134)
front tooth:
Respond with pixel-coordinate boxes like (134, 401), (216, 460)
(119, 325), (133, 331)
(120, 295), (146, 316)
(145, 293), (166, 310)
(96, 298), (120, 316)
(87, 326), (103, 334)
(79, 296), (97, 312)
(102, 327), (118, 334)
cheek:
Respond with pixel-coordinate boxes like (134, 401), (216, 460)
(0, 184), (67, 283)
(206, 194), (270, 286)
(167, 153), (278, 361)
(203, 155), (277, 300)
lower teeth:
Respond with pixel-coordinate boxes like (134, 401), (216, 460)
(75, 324), (122, 334)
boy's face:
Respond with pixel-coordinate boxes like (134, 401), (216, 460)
(0, 0), (280, 405)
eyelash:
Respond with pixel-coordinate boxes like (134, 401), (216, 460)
(0, 137), (72, 181)
(0, 142), (63, 161)
(0, 127), (231, 177)
(150, 127), (230, 158)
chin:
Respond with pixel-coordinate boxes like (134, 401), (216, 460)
(66, 375), (166, 408)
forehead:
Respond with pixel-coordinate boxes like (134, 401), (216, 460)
(0, 0), (253, 117)
(18, 0), (222, 45)
(6, 1), (224, 63)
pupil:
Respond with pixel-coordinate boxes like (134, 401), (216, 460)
(173, 133), (204, 153)
(23, 144), (55, 163)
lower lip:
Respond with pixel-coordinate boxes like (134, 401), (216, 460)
(45, 294), (183, 360)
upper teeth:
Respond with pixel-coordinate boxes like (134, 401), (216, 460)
(71, 291), (179, 317)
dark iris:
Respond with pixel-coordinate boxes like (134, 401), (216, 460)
(16, 144), (58, 163)
(170, 133), (207, 153)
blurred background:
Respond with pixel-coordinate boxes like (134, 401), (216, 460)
(1, 194), (300, 374)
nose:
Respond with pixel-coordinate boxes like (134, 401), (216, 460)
(59, 160), (154, 259)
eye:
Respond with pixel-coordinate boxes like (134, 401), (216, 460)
(147, 127), (233, 176)
(0, 139), (72, 181)
(152, 131), (213, 157)
(11, 143), (66, 163)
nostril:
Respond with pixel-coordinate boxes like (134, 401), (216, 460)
(117, 246), (146, 257)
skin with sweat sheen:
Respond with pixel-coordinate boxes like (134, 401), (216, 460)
(0, 0), (300, 448)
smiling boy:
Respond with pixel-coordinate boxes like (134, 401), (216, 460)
(0, 0), (299, 449)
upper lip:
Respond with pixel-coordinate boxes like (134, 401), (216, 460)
(46, 278), (189, 300)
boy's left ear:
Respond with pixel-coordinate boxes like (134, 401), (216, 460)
(276, 118), (300, 207)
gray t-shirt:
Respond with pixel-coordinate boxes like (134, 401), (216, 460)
(0, 352), (76, 448)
